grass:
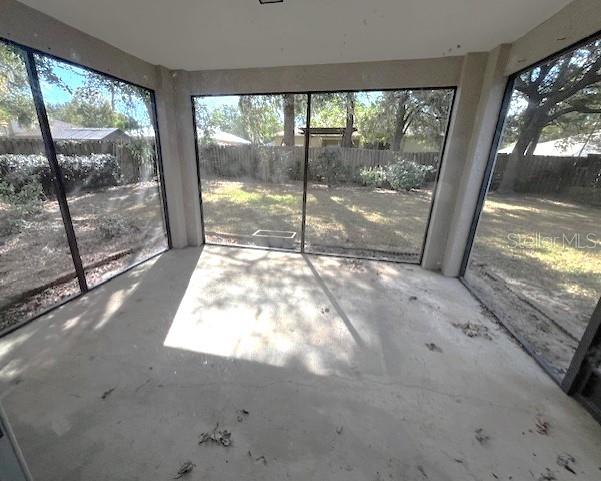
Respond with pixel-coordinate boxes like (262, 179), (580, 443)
(470, 193), (601, 338)
(0, 181), (168, 328)
(202, 179), (432, 256)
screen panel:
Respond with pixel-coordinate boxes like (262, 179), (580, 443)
(304, 89), (454, 262)
(35, 54), (169, 288)
(464, 36), (601, 379)
(194, 94), (307, 251)
(0, 41), (79, 331)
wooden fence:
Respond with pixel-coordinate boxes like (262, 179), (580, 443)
(492, 153), (601, 199)
(198, 145), (440, 183)
(0, 138), (156, 183)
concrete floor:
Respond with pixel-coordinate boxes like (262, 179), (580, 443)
(0, 246), (600, 481)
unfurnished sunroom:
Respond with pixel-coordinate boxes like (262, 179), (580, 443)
(1, 1), (601, 480)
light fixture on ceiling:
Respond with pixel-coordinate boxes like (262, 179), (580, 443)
(259, 0), (284, 4)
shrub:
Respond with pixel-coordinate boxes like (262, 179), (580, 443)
(385, 159), (434, 191)
(0, 153), (121, 195)
(58, 154), (121, 191)
(256, 147), (296, 183)
(0, 177), (45, 236)
(359, 166), (388, 188)
(310, 148), (352, 185)
(96, 216), (138, 240)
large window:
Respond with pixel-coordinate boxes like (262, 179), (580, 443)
(193, 89), (454, 261)
(0, 42), (79, 330)
(305, 89), (453, 261)
(194, 94), (307, 250)
(464, 36), (601, 380)
(36, 55), (169, 287)
(0, 40), (169, 332)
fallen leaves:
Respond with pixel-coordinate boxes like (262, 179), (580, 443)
(199, 423), (232, 447)
(173, 461), (195, 479)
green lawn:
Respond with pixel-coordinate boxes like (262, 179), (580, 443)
(470, 192), (601, 339)
(201, 179), (433, 258)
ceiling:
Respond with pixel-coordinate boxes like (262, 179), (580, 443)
(20, 0), (572, 71)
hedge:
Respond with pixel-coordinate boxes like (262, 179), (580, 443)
(0, 153), (121, 195)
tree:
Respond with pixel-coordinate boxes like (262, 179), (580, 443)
(310, 93), (356, 146)
(341, 92), (355, 147)
(48, 87), (139, 129)
(498, 39), (601, 193)
(283, 94), (295, 146)
(359, 90), (452, 151)
(238, 95), (280, 144)
(0, 44), (34, 128)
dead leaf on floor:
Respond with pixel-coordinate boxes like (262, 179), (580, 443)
(101, 387), (115, 400)
(199, 423), (232, 447)
(425, 342), (443, 353)
(453, 322), (492, 340)
(342, 258), (366, 272)
(173, 461), (195, 479)
(475, 428), (490, 445)
(557, 454), (576, 475)
(255, 455), (267, 465)
(336, 426), (343, 434)
(535, 415), (550, 435)
(537, 468), (557, 481)
(236, 409), (250, 422)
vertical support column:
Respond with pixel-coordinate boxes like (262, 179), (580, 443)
(300, 94), (312, 252)
(154, 66), (189, 248)
(421, 52), (488, 271)
(442, 45), (511, 276)
(173, 70), (204, 246)
(24, 50), (88, 292)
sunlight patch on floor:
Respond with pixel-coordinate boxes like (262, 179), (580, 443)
(162, 249), (366, 376)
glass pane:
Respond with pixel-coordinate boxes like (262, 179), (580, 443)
(194, 94), (307, 251)
(0, 41), (79, 331)
(464, 37), (601, 378)
(34, 55), (169, 288)
(304, 90), (454, 262)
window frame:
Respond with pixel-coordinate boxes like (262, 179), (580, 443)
(191, 86), (457, 264)
(0, 36), (172, 337)
(458, 30), (601, 397)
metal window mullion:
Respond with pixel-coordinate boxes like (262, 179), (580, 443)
(562, 296), (601, 393)
(300, 93), (311, 253)
(150, 91), (173, 249)
(24, 50), (88, 293)
(191, 98), (206, 244)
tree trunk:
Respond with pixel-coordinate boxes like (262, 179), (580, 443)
(392, 100), (407, 151)
(497, 105), (540, 193)
(283, 94), (295, 146)
(341, 92), (355, 147)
